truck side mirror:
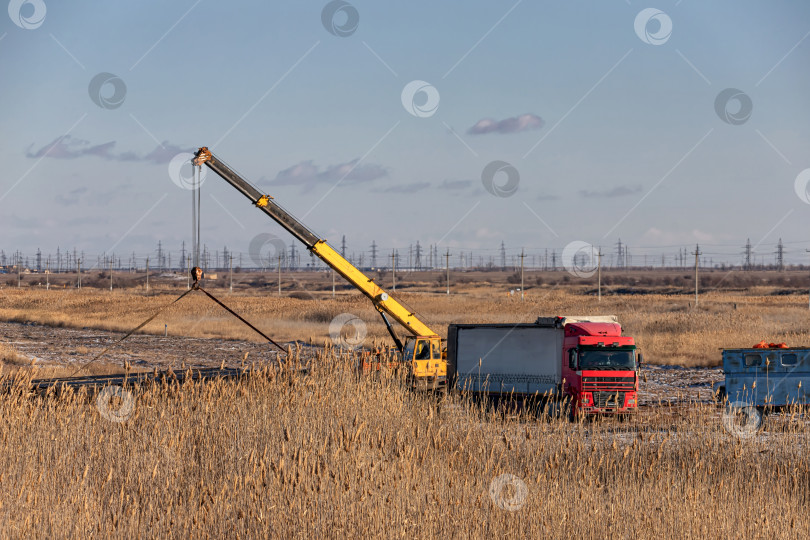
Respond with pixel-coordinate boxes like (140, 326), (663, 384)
(568, 350), (576, 370)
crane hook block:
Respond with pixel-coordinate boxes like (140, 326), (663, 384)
(255, 195), (273, 208)
(193, 147), (212, 166)
(191, 266), (204, 284)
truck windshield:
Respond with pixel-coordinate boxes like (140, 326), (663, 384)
(579, 348), (636, 371)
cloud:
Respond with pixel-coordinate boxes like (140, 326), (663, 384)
(26, 136), (195, 164)
(142, 142), (196, 164)
(438, 179), (473, 190)
(378, 182), (431, 194)
(26, 136), (116, 160)
(268, 159), (388, 191)
(55, 187), (89, 206)
(579, 185), (642, 198)
(467, 113), (544, 135)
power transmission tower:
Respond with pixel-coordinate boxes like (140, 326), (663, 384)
(519, 249), (525, 301)
(616, 239), (624, 269)
(370, 241), (378, 268)
(744, 238), (752, 271)
(415, 241), (422, 270)
(500, 242), (506, 270)
(341, 235), (347, 257)
(776, 238), (784, 271)
(597, 248), (603, 301)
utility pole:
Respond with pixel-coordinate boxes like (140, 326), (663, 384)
(46, 259), (49, 290)
(332, 269), (336, 299)
(392, 250), (397, 291)
(110, 258), (113, 291)
(445, 249), (451, 295)
(693, 244), (701, 306)
(597, 248), (603, 301)
(278, 254), (282, 296)
(145, 257), (149, 291)
(520, 249), (525, 301)
(806, 249), (810, 310)
(229, 254), (233, 293)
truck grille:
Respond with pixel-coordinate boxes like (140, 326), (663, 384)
(593, 391), (625, 409)
(582, 376), (635, 392)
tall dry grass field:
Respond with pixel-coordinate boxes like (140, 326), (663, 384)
(0, 350), (807, 537)
(2, 287), (810, 366)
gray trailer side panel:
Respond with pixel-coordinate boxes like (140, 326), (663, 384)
(449, 324), (563, 395)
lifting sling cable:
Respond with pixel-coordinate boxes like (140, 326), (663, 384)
(67, 287), (196, 378)
(195, 285), (286, 352)
(68, 284), (286, 378)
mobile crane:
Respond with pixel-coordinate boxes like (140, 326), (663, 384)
(192, 147), (446, 387)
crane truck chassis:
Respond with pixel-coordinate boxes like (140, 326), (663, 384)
(192, 148), (643, 413)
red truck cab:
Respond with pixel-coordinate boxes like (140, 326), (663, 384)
(560, 321), (640, 416)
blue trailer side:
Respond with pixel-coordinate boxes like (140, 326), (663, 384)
(722, 348), (810, 408)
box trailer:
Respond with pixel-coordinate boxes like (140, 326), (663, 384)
(446, 316), (640, 417)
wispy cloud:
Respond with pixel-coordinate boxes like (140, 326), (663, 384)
(378, 182), (431, 194)
(579, 185), (642, 198)
(467, 113), (544, 135)
(537, 193), (559, 201)
(438, 179), (473, 190)
(25, 135), (194, 164)
(55, 187), (89, 206)
(267, 159), (388, 192)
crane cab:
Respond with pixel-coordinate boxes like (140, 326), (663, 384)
(403, 336), (446, 385)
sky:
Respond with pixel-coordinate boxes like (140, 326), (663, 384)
(1, 0), (809, 269)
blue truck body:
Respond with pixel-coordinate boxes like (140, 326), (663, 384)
(721, 348), (810, 408)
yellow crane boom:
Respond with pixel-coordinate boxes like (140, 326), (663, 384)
(193, 147), (440, 344)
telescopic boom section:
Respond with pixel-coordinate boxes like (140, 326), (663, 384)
(193, 147), (439, 339)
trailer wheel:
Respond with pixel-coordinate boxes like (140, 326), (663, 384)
(722, 401), (763, 439)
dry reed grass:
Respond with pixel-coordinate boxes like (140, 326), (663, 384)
(0, 348), (807, 537)
(2, 288), (810, 366)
